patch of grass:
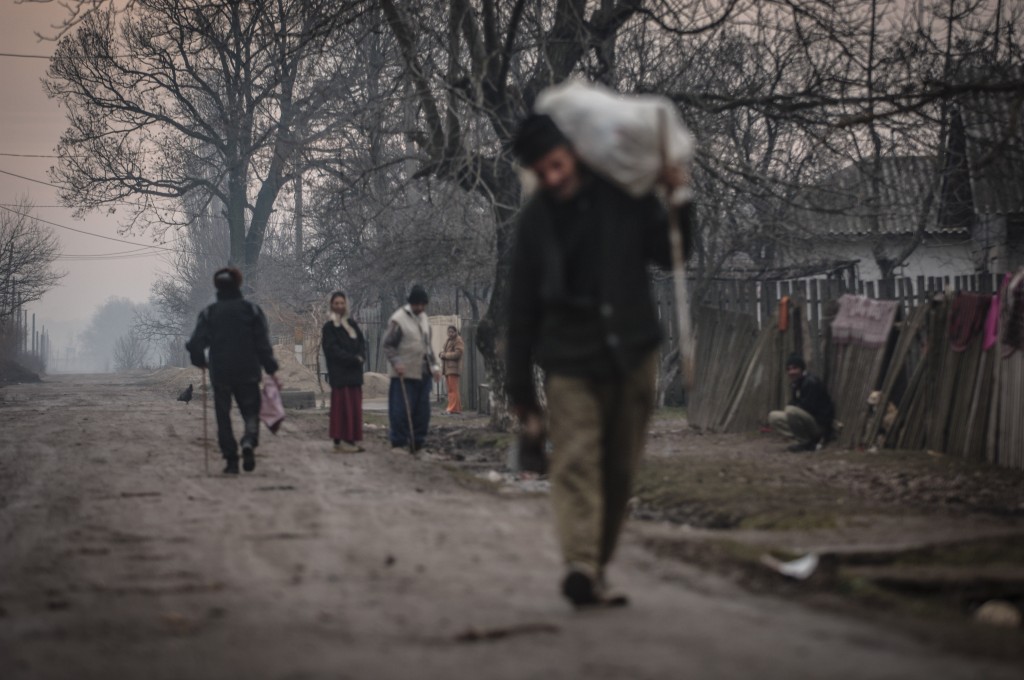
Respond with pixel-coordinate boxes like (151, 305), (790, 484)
(634, 455), (867, 529)
(653, 406), (687, 421)
(363, 412), (389, 427)
(885, 537), (1024, 568)
(737, 509), (838, 531)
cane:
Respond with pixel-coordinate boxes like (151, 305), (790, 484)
(201, 366), (209, 475)
(398, 374), (416, 454)
(658, 109), (695, 390)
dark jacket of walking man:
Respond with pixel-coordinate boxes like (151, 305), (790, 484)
(383, 285), (441, 452)
(506, 113), (695, 608)
(186, 267), (279, 474)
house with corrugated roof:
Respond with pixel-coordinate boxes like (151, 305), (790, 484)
(779, 155), (975, 282)
(772, 89), (1024, 283)
(941, 90), (1024, 272)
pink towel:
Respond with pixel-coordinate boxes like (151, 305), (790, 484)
(831, 295), (899, 348)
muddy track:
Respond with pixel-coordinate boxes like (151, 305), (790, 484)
(0, 374), (1020, 679)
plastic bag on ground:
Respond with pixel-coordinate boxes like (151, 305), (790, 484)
(534, 79), (696, 205)
(260, 378), (285, 434)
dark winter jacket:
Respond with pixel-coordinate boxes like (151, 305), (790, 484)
(322, 319), (366, 388)
(185, 289), (279, 385)
(790, 372), (835, 433)
(506, 173), (695, 407)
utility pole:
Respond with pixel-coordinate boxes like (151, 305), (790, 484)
(294, 167), (304, 259)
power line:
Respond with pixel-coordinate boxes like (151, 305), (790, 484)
(0, 204), (177, 252)
(0, 52), (51, 60)
(0, 168), (61, 189)
(56, 242), (161, 256)
(0, 152), (63, 159)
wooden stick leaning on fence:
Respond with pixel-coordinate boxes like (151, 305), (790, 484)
(658, 109), (696, 390)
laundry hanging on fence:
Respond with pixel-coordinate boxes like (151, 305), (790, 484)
(830, 295), (899, 347)
(948, 292), (992, 352)
(778, 296), (790, 332)
(984, 288), (1001, 350)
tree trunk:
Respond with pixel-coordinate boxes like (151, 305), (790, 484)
(475, 175), (519, 430)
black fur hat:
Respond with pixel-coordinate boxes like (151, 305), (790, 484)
(213, 267), (243, 291)
(407, 284), (429, 305)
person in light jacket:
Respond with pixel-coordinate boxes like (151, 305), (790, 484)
(440, 325), (464, 414)
(382, 285), (441, 452)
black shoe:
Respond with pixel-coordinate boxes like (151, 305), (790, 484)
(562, 571), (600, 608)
(241, 444), (256, 472)
(787, 442), (816, 452)
(223, 457), (240, 474)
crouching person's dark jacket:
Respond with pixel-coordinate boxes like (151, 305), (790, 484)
(186, 289), (279, 385)
(790, 372), (835, 434)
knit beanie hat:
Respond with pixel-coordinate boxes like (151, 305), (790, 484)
(512, 113), (569, 165)
(785, 354), (806, 370)
(407, 284), (429, 305)
(213, 267), (243, 292)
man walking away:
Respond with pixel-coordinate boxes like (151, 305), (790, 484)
(186, 267), (279, 474)
(768, 354), (835, 452)
(506, 113), (695, 608)
(383, 285), (441, 452)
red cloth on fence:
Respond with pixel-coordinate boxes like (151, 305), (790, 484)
(948, 292), (991, 352)
(984, 289), (1000, 351)
(330, 386), (363, 442)
(830, 295), (899, 347)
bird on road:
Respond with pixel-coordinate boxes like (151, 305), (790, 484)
(177, 384), (194, 405)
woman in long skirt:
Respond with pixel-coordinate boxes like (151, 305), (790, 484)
(322, 291), (367, 452)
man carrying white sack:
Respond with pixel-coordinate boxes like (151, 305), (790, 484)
(507, 110), (696, 609)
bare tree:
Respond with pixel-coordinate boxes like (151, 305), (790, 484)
(113, 329), (151, 371)
(45, 0), (368, 277)
(0, 197), (65, 325)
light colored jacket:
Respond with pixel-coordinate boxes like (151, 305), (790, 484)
(441, 335), (464, 376)
(383, 305), (439, 379)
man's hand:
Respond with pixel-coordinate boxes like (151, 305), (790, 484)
(433, 369), (442, 383)
(269, 372), (281, 388)
(395, 364), (405, 377)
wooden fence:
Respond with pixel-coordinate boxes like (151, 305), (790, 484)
(656, 272), (1005, 377)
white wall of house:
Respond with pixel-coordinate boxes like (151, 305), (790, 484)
(782, 236), (976, 282)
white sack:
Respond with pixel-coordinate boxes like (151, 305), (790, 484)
(534, 79), (696, 205)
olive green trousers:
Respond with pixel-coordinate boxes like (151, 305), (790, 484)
(546, 351), (658, 577)
(768, 405), (821, 446)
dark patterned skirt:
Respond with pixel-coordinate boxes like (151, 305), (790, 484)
(329, 386), (363, 442)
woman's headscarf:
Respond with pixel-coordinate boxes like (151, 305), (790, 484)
(329, 292), (357, 339)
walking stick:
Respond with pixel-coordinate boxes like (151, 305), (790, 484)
(398, 374), (416, 454)
(658, 109), (696, 391)
(201, 366), (209, 475)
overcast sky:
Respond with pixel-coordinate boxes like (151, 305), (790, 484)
(1, 2), (167, 351)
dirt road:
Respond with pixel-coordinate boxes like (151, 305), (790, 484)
(1, 374), (1020, 679)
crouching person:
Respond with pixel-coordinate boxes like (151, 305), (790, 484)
(769, 354), (834, 452)
(186, 267), (279, 474)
